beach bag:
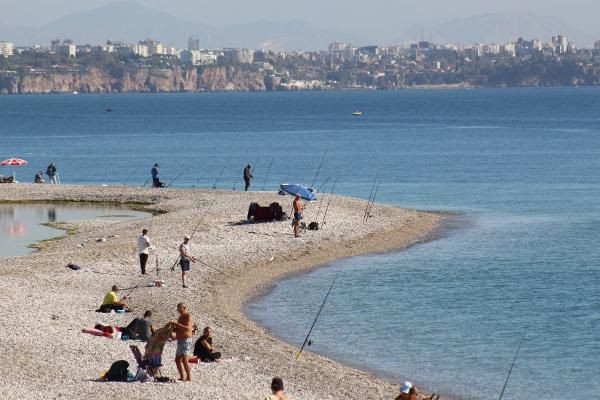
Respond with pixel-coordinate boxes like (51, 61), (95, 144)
(134, 367), (151, 383)
(105, 360), (130, 382)
(308, 222), (319, 230)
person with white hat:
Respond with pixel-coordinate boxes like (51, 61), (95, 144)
(179, 235), (197, 288)
(395, 381), (439, 400)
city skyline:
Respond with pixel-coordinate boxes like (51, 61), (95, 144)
(0, 0), (599, 49)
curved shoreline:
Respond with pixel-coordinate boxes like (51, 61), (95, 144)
(0, 184), (446, 400)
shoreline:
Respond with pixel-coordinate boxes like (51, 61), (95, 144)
(0, 184), (446, 399)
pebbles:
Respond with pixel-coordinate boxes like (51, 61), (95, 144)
(0, 184), (444, 400)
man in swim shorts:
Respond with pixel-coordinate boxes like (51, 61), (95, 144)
(171, 303), (194, 382)
(293, 194), (303, 237)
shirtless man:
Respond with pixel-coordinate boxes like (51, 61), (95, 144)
(171, 303), (194, 382)
(292, 195), (303, 237)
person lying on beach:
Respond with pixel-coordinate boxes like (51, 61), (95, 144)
(264, 377), (289, 400)
(193, 326), (222, 362)
(97, 285), (131, 313)
(135, 310), (155, 341)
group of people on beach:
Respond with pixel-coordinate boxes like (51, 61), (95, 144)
(33, 162), (59, 184)
(149, 162), (306, 238)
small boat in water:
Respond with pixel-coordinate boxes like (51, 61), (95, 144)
(352, 110), (363, 116)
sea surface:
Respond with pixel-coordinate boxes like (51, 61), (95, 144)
(1, 89), (599, 399)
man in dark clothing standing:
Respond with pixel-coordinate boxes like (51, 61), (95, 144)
(243, 164), (253, 191)
(151, 163), (164, 188)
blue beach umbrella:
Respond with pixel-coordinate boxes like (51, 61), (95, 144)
(280, 183), (317, 201)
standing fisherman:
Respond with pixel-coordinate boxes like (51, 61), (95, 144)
(151, 163), (164, 188)
(46, 162), (58, 184)
(137, 228), (152, 275)
(293, 194), (303, 237)
(179, 235), (197, 288)
(243, 164), (253, 191)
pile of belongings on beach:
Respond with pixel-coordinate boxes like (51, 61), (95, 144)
(247, 202), (286, 222)
(0, 176), (15, 183)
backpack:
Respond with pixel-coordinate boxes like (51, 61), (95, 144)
(105, 360), (130, 382)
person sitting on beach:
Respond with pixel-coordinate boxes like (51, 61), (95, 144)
(395, 382), (438, 400)
(264, 377), (289, 400)
(135, 310), (155, 341)
(171, 303), (194, 382)
(97, 285), (131, 313)
(193, 326), (222, 362)
(34, 171), (44, 183)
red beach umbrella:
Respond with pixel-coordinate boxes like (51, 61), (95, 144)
(0, 158), (28, 166)
(0, 158), (29, 182)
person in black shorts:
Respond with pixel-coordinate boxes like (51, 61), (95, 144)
(179, 235), (196, 288)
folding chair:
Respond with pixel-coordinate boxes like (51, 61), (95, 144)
(130, 344), (163, 377)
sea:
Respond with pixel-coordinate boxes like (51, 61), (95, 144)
(1, 89), (599, 399)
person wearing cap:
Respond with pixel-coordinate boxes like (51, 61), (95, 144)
(179, 235), (197, 288)
(98, 284), (131, 313)
(395, 382), (437, 400)
(243, 164), (253, 191)
(264, 377), (289, 400)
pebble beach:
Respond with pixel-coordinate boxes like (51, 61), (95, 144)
(0, 184), (444, 400)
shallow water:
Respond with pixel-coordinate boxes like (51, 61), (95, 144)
(1, 89), (600, 399)
(0, 204), (148, 257)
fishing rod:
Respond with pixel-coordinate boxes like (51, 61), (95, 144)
(123, 165), (143, 186)
(498, 333), (526, 400)
(296, 273), (338, 360)
(262, 159), (273, 191)
(212, 159), (230, 190)
(321, 174), (340, 228)
(362, 173), (379, 222)
(166, 165), (193, 188)
(313, 175), (334, 223)
(311, 150), (329, 189)
(170, 219), (204, 271)
(142, 178), (150, 187)
(364, 176), (382, 223)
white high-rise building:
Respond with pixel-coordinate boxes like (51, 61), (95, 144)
(0, 41), (15, 57)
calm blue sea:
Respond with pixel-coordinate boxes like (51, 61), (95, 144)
(2, 89), (599, 399)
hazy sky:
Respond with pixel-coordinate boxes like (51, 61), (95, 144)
(0, 0), (597, 43)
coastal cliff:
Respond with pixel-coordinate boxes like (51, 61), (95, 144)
(0, 66), (267, 94)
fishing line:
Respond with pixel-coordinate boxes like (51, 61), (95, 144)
(311, 149), (329, 189)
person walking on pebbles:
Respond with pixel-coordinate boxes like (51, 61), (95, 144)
(179, 235), (196, 288)
(171, 303), (194, 382)
(243, 164), (254, 191)
(293, 194), (303, 237)
(137, 228), (152, 275)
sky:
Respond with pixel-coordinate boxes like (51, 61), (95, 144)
(0, 0), (598, 46)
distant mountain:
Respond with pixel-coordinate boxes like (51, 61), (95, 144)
(403, 13), (595, 47)
(1, 0), (354, 50)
